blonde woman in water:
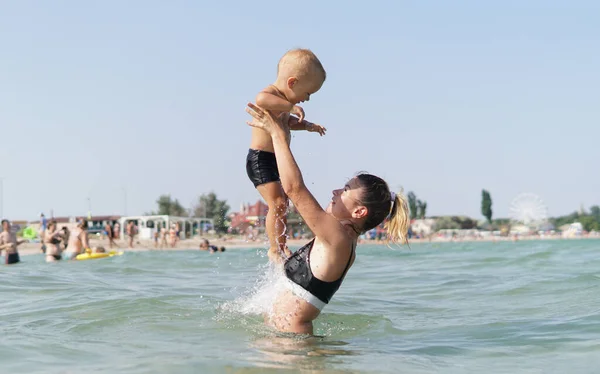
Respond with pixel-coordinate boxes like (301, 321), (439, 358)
(246, 103), (411, 335)
(65, 219), (91, 260)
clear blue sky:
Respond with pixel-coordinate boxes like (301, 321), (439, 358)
(1, 1), (598, 221)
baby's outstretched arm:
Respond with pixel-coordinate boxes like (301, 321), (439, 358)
(288, 116), (327, 136)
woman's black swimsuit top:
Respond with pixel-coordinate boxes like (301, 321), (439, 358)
(284, 238), (355, 304)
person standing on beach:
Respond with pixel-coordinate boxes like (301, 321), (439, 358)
(39, 213), (48, 253)
(159, 227), (168, 249)
(113, 222), (121, 239)
(169, 225), (177, 248)
(105, 222), (116, 248)
(153, 229), (159, 249)
(126, 221), (136, 248)
(175, 222), (182, 245)
(246, 48), (327, 261)
(0, 219), (26, 265)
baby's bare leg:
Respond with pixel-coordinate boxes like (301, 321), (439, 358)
(256, 182), (289, 262)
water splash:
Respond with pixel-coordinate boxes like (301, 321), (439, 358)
(217, 260), (287, 321)
(275, 212), (289, 251)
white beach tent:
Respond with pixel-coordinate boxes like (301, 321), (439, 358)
(118, 215), (214, 240)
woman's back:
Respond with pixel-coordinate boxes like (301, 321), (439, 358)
(68, 228), (83, 253)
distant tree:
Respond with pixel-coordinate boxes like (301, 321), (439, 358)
(490, 218), (511, 232)
(550, 211), (581, 229)
(492, 218), (510, 226)
(434, 216), (460, 230)
(191, 192), (230, 233)
(579, 215), (600, 232)
(456, 216), (478, 229)
(148, 194), (187, 216)
(407, 192), (418, 220)
(417, 200), (427, 219)
(481, 189), (493, 223)
(432, 215), (479, 231)
(549, 205), (600, 233)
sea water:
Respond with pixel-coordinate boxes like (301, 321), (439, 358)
(2, 239), (600, 373)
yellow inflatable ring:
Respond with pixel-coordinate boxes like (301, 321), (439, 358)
(75, 251), (124, 261)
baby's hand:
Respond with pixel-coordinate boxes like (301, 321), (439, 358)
(290, 105), (305, 123)
(306, 121), (327, 136)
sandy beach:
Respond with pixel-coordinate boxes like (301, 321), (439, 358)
(15, 236), (309, 256)
(15, 233), (599, 257)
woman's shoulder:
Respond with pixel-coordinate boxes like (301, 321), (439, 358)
(315, 231), (355, 253)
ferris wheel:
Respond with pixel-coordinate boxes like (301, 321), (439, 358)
(509, 193), (548, 225)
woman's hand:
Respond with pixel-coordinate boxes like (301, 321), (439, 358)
(245, 103), (286, 135)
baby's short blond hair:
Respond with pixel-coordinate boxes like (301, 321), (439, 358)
(277, 48), (326, 81)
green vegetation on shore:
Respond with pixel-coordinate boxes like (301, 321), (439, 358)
(146, 191), (600, 235)
(148, 193), (230, 233)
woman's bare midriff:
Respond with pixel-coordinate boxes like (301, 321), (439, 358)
(44, 231), (62, 258)
(267, 289), (321, 335)
(45, 243), (61, 256)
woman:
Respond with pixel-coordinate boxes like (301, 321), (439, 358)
(245, 103), (411, 334)
(61, 226), (70, 251)
(66, 219), (91, 260)
(169, 224), (177, 248)
(44, 220), (65, 262)
(126, 221), (136, 248)
(113, 222), (121, 239)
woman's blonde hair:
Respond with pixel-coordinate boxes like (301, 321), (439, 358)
(384, 192), (410, 245)
(355, 173), (410, 245)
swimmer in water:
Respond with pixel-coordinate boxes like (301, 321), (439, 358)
(246, 103), (410, 335)
(65, 219), (91, 260)
(44, 220), (65, 262)
(0, 219), (26, 265)
(246, 48), (327, 262)
(199, 238), (223, 253)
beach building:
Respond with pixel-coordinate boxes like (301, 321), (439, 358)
(229, 201), (268, 234)
(27, 215), (121, 237)
(118, 215), (213, 240)
(229, 200), (311, 238)
(561, 222), (583, 238)
(87, 215), (121, 235)
(509, 224), (532, 235)
(411, 218), (436, 237)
